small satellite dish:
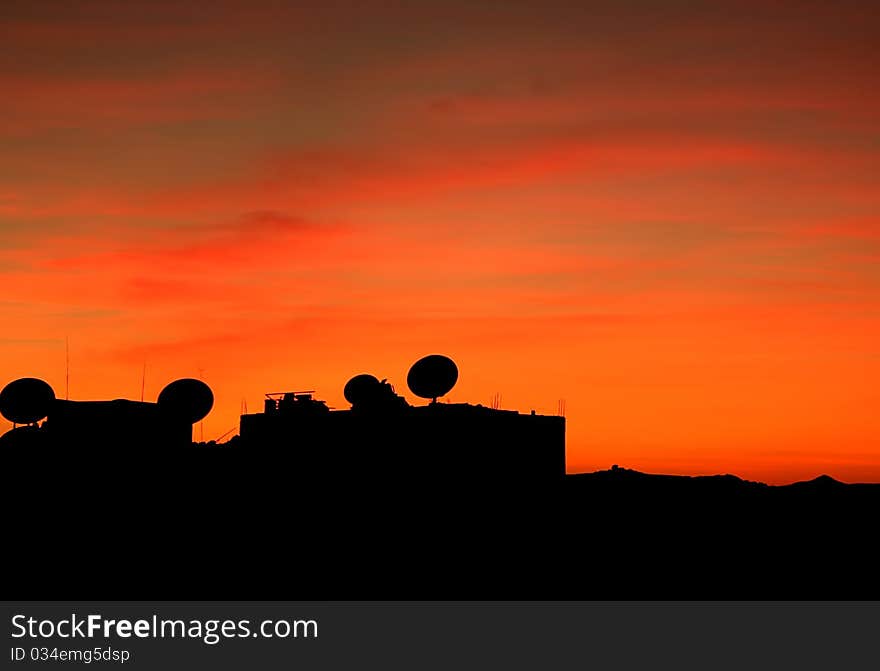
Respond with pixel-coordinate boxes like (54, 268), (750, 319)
(407, 354), (458, 402)
(157, 378), (214, 424)
(0, 378), (55, 424)
(343, 374), (381, 406)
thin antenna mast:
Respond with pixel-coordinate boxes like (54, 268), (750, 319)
(214, 426), (237, 443)
(197, 366), (205, 442)
(65, 336), (70, 400)
(140, 361), (146, 402)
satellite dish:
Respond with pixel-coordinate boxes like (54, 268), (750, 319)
(343, 374), (381, 406)
(407, 354), (458, 401)
(157, 378), (214, 423)
(0, 378), (55, 424)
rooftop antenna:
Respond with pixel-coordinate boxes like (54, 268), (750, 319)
(65, 336), (70, 400)
(214, 426), (237, 443)
(196, 366), (206, 442)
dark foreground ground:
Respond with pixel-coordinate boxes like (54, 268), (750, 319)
(4, 451), (878, 599)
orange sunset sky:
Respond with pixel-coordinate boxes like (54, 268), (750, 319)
(2, 1), (879, 483)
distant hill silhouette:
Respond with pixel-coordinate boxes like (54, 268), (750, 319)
(4, 455), (878, 600)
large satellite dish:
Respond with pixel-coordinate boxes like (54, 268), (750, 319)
(0, 378), (55, 424)
(343, 374), (381, 406)
(407, 354), (458, 402)
(157, 378), (214, 424)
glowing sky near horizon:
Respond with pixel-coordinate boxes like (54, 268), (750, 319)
(2, 1), (879, 483)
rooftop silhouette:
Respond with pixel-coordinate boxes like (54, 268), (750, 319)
(1, 352), (878, 600)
